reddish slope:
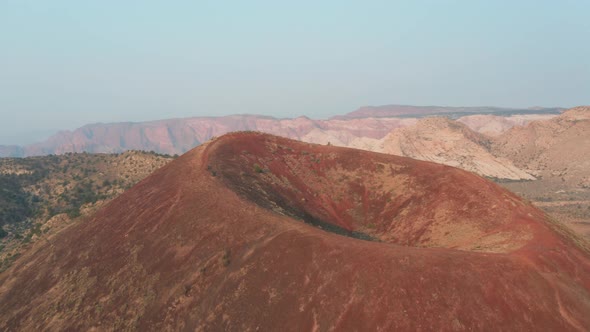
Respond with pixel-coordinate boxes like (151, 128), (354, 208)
(211, 130), (537, 251)
(1, 132), (589, 331)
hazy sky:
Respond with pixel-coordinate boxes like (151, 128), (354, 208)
(1, 1), (589, 144)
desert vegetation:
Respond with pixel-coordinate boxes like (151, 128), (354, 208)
(0, 151), (174, 271)
(500, 180), (590, 239)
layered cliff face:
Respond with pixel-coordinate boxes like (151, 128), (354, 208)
(0, 105), (563, 158)
(1, 115), (416, 157)
(340, 105), (562, 119)
(1, 133), (589, 331)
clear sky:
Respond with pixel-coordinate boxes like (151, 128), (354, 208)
(1, 1), (589, 144)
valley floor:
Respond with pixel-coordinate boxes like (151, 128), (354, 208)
(500, 182), (590, 240)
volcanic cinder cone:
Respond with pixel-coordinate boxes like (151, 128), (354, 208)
(1, 132), (589, 331)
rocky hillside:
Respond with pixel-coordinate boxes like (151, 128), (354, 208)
(457, 113), (558, 136)
(0, 151), (174, 272)
(370, 117), (535, 180)
(492, 106), (590, 188)
(489, 107), (590, 239)
(345, 106), (589, 185)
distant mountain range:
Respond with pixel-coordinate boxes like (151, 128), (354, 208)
(336, 105), (563, 119)
(0, 105), (563, 158)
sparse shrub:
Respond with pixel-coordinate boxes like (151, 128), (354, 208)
(222, 248), (231, 266)
(30, 223), (42, 236)
(22, 234), (31, 244)
(183, 284), (192, 296)
(207, 165), (217, 176)
(253, 164), (264, 174)
(67, 208), (81, 219)
(95, 302), (103, 315)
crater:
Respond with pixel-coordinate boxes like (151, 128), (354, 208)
(207, 132), (539, 252)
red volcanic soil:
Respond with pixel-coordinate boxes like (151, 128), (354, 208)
(1, 132), (590, 331)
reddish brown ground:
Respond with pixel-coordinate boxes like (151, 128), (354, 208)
(1, 132), (589, 331)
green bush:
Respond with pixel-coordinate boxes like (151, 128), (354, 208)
(253, 164), (264, 174)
